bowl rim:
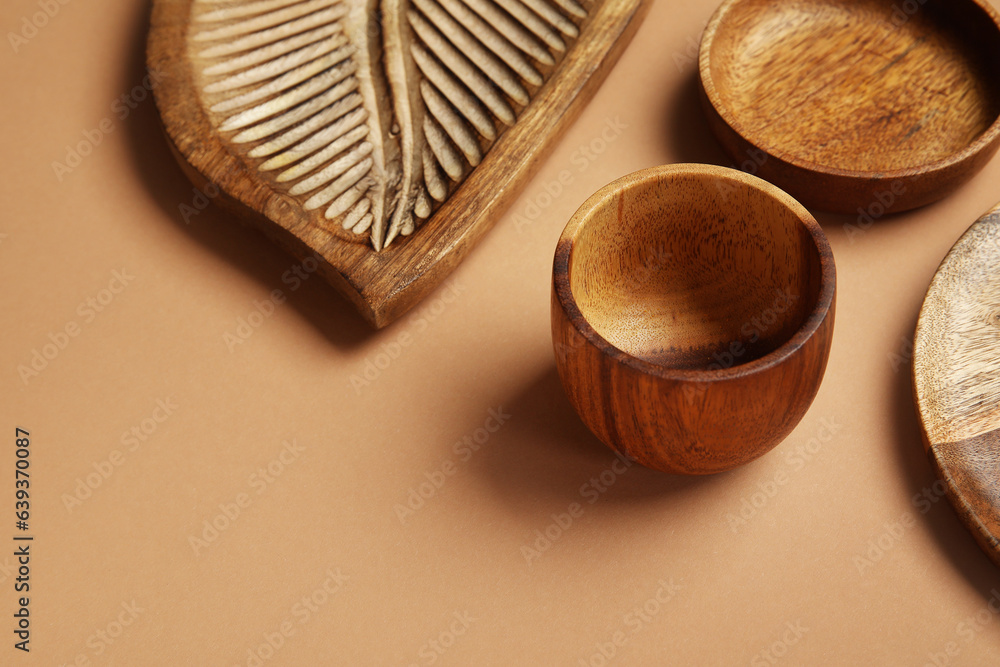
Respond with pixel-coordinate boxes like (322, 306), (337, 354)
(553, 163), (836, 383)
(697, 0), (1000, 184)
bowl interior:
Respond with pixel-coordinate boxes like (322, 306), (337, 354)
(705, 0), (1000, 173)
(568, 170), (824, 371)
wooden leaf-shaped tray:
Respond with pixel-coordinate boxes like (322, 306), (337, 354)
(149, 0), (648, 326)
(914, 202), (1000, 566)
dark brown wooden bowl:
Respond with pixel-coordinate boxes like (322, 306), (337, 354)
(699, 0), (1000, 215)
(551, 164), (836, 475)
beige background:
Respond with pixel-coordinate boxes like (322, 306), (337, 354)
(4, 0), (1000, 664)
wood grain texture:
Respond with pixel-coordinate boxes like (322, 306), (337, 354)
(699, 0), (1000, 215)
(149, 0), (649, 327)
(552, 164), (836, 475)
(914, 202), (1000, 566)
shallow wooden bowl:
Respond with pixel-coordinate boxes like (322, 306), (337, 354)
(699, 0), (1000, 215)
(552, 164), (836, 475)
(914, 202), (1000, 566)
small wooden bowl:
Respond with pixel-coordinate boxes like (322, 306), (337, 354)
(699, 0), (1000, 215)
(552, 164), (836, 475)
(914, 202), (1000, 566)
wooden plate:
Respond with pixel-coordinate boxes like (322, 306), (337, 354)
(149, 0), (649, 327)
(914, 202), (1000, 566)
(699, 0), (1000, 215)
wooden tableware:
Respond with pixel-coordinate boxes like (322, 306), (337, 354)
(148, 0), (649, 328)
(914, 202), (1000, 566)
(552, 164), (837, 475)
(699, 0), (1000, 215)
